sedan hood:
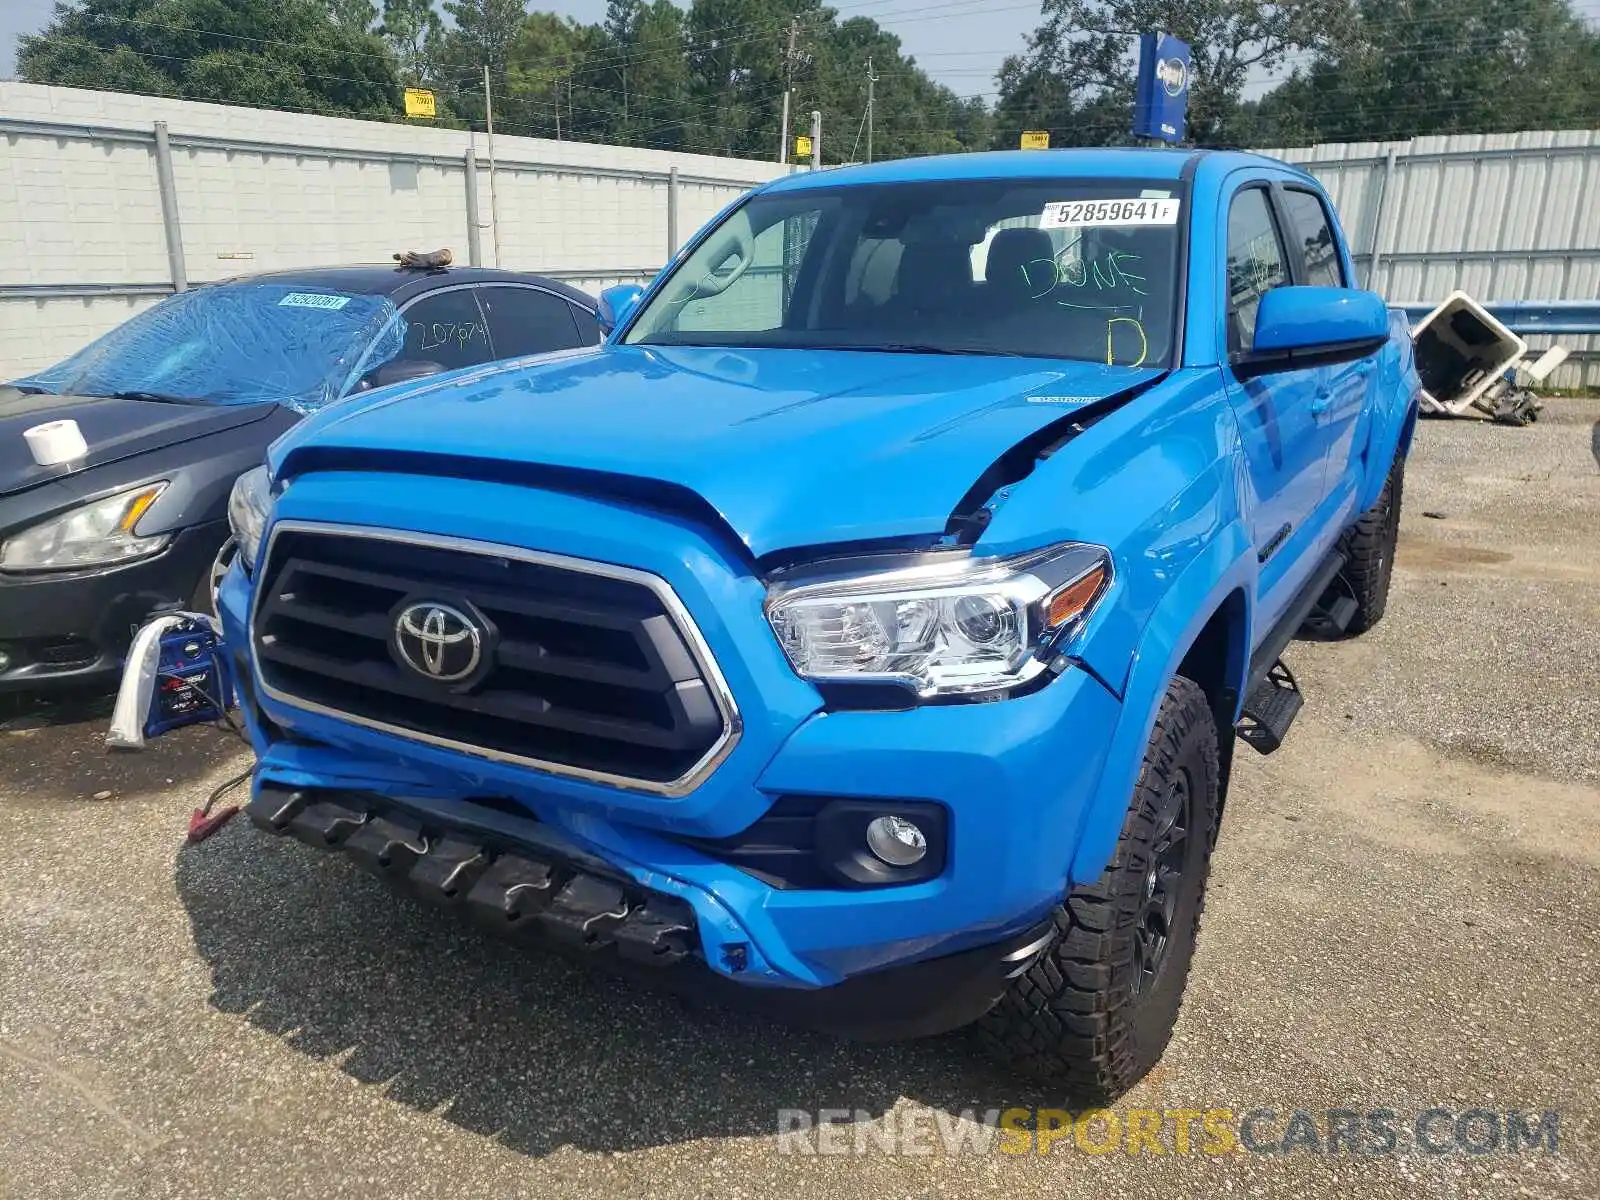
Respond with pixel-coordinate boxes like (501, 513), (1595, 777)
(0, 388), (281, 497)
(270, 345), (1162, 558)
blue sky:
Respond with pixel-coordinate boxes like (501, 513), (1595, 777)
(0, 1), (1043, 99)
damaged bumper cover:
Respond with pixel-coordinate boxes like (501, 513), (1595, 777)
(244, 781), (1057, 1039)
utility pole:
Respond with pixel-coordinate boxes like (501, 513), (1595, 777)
(779, 18), (798, 164)
(865, 57), (877, 164)
(484, 65), (502, 268)
(810, 109), (821, 169)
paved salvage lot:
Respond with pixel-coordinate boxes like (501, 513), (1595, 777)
(2, 402), (1598, 1199)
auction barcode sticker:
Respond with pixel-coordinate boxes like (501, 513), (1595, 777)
(1040, 198), (1181, 228)
(279, 292), (351, 310)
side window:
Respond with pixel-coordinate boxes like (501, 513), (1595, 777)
(569, 303), (601, 345)
(399, 289), (491, 370)
(1226, 187), (1291, 353)
(477, 285), (583, 356)
(676, 212), (819, 333)
(1280, 188), (1345, 288)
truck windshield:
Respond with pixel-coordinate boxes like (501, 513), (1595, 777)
(11, 281), (405, 414)
(625, 178), (1184, 367)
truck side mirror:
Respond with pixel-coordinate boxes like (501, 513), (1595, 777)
(1235, 286), (1390, 378)
(597, 284), (645, 336)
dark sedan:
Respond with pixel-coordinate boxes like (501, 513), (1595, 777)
(0, 262), (601, 693)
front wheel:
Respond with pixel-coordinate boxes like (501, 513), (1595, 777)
(975, 675), (1220, 1102)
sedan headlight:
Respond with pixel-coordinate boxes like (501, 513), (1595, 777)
(0, 483), (170, 573)
(227, 465), (271, 574)
(765, 543), (1110, 699)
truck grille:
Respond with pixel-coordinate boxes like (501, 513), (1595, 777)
(251, 523), (739, 794)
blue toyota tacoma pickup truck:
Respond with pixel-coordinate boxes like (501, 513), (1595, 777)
(219, 148), (1419, 1099)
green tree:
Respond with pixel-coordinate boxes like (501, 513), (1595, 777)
(379, 0), (443, 85)
(325, 0), (377, 33)
(994, 0), (1345, 148)
(19, 0), (402, 118)
(1247, 0), (1600, 144)
(504, 10), (610, 139)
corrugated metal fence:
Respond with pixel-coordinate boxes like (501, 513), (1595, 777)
(1266, 130), (1600, 389)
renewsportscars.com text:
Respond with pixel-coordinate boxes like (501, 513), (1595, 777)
(775, 1107), (1561, 1157)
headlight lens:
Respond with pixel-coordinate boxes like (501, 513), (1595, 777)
(765, 543), (1110, 698)
(0, 483), (170, 573)
(227, 466), (271, 574)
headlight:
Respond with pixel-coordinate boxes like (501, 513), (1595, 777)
(765, 543), (1110, 699)
(227, 466), (272, 574)
(0, 483), (170, 573)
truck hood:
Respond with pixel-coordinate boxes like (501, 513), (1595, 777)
(270, 345), (1163, 558)
(0, 387), (281, 498)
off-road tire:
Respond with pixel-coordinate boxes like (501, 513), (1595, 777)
(1340, 454), (1405, 635)
(975, 676), (1220, 1102)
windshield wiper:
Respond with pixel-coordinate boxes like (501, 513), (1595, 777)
(105, 390), (208, 405)
(808, 342), (1024, 358)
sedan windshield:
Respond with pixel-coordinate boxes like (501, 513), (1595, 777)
(625, 178), (1184, 367)
(12, 281), (405, 414)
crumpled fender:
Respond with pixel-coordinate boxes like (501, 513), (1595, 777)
(970, 368), (1259, 884)
(1067, 520), (1255, 884)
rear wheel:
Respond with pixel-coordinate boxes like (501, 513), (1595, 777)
(975, 676), (1220, 1102)
(1340, 454), (1405, 635)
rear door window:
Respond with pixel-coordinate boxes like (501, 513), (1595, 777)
(399, 288), (492, 371)
(1280, 188), (1345, 288)
(477, 285), (586, 356)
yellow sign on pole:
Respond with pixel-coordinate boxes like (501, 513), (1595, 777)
(404, 88), (437, 119)
(1020, 130), (1050, 150)
(794, 134), (813, 160)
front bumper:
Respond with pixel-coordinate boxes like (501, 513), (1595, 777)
(219, 471), (1125, 1002)
(0, 521), (226, 693)
(245, 781), (1058, 1039)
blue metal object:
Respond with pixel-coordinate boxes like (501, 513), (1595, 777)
(1397, 299), (1600, 337)
(1252, 286), (1390, 355)
(596, 283), (644, 334)
(224, 148), (1420, 1008)
(1133, 33), (1192, 143)
(147, 621), (232, 738)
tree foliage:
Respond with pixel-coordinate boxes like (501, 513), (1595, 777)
(993, 0), (1347, 147)
(19, 0), (401, 118)
(18, 0), (1600, 158)
(1244, 0), (1600, 144)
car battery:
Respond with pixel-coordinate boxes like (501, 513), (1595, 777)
(147, 621), (234, 738)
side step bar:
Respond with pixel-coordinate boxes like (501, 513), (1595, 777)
(1237, 547), (1355, 756)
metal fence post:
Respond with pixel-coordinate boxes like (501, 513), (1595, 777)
(464, 147), (483, 267)
(152, 121), (187, 292)
(1365, 147), (1398, 292)
(667, 165), (680, 260)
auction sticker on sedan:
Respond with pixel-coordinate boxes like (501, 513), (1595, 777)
(1041, 198), (1181, 228)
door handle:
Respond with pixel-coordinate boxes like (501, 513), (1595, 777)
(1310, 388), (1333, 417)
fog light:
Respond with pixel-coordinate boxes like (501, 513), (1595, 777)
(0, 649), (10, 672)
(866, 815), (927, 866)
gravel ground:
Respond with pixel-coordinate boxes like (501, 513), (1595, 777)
(1, 400), (1597, 1199)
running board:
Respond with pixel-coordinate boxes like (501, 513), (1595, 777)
(1236, 659), (1302, 754)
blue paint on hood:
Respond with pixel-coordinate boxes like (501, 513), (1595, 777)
(269, 345), (1162, 559)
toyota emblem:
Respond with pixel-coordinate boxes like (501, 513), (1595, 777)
(393, 601), (483, 683)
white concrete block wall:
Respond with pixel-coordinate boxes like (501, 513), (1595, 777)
(0, 294), (164, 377)
(0, 82), (786, 377)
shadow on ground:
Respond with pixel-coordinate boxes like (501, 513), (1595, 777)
(0, 687), (246, 805)
(176, 826), (1053, 1157)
